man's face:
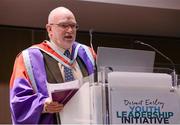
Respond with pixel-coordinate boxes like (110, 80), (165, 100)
(47, 12), (77, 49)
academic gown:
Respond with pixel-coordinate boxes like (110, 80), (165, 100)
(9, 41), (96, 124)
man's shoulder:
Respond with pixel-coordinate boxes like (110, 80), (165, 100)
(75, 41), (89, 47)
(76, 41), (96, 59)
(74, 41), (91, 51)
(18, 41), (45, 53)
(30, 41), (46, 49)
(18, 41), (45, 60)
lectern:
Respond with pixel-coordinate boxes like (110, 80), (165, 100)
(59, 47), (180, 124)
(58, 66), (180, 124)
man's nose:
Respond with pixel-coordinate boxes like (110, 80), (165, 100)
(66, 26), (74, 32)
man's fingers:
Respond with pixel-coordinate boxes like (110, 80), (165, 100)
(44, 99), (64, 113)
(45, 105), (63, 113)
(46, 103), (63, 110)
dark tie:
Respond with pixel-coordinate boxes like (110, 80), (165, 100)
(64, 50), (75, 82)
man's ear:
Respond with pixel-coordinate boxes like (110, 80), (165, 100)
(46, 24), (51, 32)
(46, 24), (52, 38)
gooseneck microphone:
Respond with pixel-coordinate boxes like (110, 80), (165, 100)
(89, 29), (97, 82)
(134, 40), (177, 86)
(89, 29), (94, 51)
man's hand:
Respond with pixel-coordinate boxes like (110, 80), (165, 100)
(43, 98), (63, 113)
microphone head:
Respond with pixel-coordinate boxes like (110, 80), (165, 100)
(134, 40), (141, 44)
(134, 40), (146, 45)
(89, 29), (94, 34)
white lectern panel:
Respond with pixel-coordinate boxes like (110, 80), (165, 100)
(108, 72), (180, 124)
(60, 82), (90, 124)
(108, 72), (172, 88)
(60, 82), (103, 124)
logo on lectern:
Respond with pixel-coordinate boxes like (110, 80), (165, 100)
(116, 99), (174, 124)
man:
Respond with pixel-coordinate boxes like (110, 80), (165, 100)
(10, 7), (96, 124)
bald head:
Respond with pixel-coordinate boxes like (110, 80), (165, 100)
(48, 7), (76, 24)
(46, 7), (77, 50)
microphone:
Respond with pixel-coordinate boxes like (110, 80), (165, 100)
(134, 40), (177, 86)
(89, 29), (94, 51)
(89, 29), (97, 82)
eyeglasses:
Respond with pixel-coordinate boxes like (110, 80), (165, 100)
(50, 23), (79, 30)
